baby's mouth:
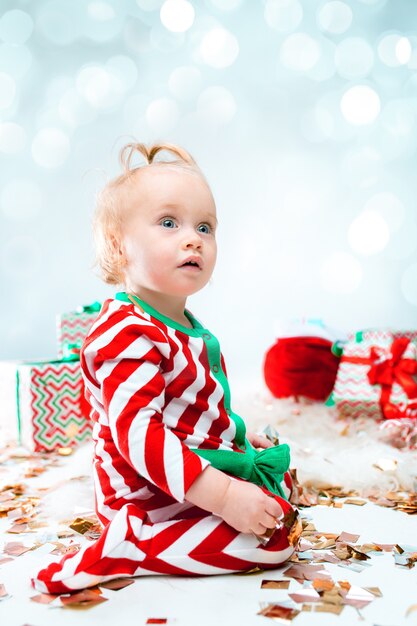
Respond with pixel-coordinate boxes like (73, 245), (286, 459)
(179, 257), (202, 270)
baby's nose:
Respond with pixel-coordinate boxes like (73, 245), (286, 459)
(183, 229), (202, 248)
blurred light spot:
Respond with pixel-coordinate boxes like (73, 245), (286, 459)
(200, 27), (239, 68)
(1, 179), (42, 221)
(146, 97), (179, 133)
(124, 17), (150, 54)
(280, 33), (320, 72)
(401, 262), (417, 306)
(300, 109), (332, 142)
(340, 146), (381, 188)
(160, 0), (195, 33)
(307, 37), (336, 81)
(59, 88), (96, 127)
(396, 37), (412, 64)
(317, 1), (352, 34)
(348, 210), (390, 256)
(335, 37), (374, 79)
(197, 86), (236, 125)
(264, 0), (303, 33)
(374, 98), (417, 161)
(364, 192), (404, 232)
(0, 122), (25, 153)
(0, 43), (32, 79)
(208, 0), (242, 10)
(37, 1), (78, 45)
(357, 0), (387, 5)
(315, 90), (353, 141)
(45, 75), (73, 104)
(31, 127), (70, 168)
(0, 72), (16, 109)
(82, 1), (124, 42)
(168, 65), (202, 101)
(340, 85), (380, 125)
(150, 23), (185, 51)
(0, 10), (33, 44)
(124, 93), (150, 126)
(387, 217), (417, 260)
(107, 55), (138, 90)
(320, 252), (362, 294)
(88, 1), (116, 20)
(1, 236), (41, 279)
(136, 0), (163, 9)
(378, 33), (411, 67)
(76, 64), (122, 109)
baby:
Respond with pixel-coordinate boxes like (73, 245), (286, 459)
(32, 142), (296, 593)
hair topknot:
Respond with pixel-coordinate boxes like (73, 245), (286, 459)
(119, 142), (197, 174)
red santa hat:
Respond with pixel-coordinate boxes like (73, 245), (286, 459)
(263, 319), (345, 402)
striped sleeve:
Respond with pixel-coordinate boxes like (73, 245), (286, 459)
(88, 318), (210, 503)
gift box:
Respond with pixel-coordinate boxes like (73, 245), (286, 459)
(56, 301), (101, 358)
(0, 358), (92, 452)
(333, 329), (417, 420)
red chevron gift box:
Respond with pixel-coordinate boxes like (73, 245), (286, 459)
(0, 359), (92, 452)
(56, 301), (101, 358)
(333, 329), (417, 420)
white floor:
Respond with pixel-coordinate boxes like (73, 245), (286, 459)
(1, 444), (417, 626)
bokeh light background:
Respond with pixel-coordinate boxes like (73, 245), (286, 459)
(1, 0), (417, 388)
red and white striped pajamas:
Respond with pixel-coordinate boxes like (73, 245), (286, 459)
(32, 293), (295, 593)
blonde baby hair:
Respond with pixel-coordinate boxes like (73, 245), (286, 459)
(93, 141), (207, 285)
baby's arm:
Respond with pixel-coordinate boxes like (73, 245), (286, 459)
(185, 465), (283, 536)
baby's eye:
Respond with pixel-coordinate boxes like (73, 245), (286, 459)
(197, 223), (212, 234)
(161, 218), (177, 229)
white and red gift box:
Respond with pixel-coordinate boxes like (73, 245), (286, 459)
(333, 329), (417, 420)
(56, 302), (101, 358)
(0, 359), (91, 452)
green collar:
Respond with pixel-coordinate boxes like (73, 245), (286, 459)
(115, 292), (205, 337)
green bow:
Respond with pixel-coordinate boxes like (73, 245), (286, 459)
(62, 342), (82, 361)
(192, 439), (290, 500)
(77, 301), (101, 314)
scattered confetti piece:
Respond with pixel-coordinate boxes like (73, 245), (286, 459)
(258, 603), (300, 621)
(3, 542), (33, 556)
(99, 578), (135, 591)
(57, 447), (73, 456)
(338, 531), (360, 543)
(60, 588), (107, 609)
(261, 579), (290, 590)
(30, 592), (57, 604)
(69, 517), (95, 535)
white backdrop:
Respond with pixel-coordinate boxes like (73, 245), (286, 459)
(1, 0), (416, 390)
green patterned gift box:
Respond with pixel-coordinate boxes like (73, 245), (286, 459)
(0, 358), (92, 452)
(332, 329), (417, 420)
(56, 301), (101, 358)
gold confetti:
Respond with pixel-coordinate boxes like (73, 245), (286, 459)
(60, 588), (108, 609)
(69, 517), (95, 535)
(261, 579), (290, 590)
(58, 447), (73, 456)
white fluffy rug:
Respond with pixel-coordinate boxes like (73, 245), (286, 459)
(233, 386), (417, 496)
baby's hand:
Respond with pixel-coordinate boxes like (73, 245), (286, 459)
(217, 480), (283, 536)
(246, 431), (274, 449)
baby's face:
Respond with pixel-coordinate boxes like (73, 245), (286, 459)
(120, 166), (217, 299)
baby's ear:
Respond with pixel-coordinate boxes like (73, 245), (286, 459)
(110, 235), (127, 267)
